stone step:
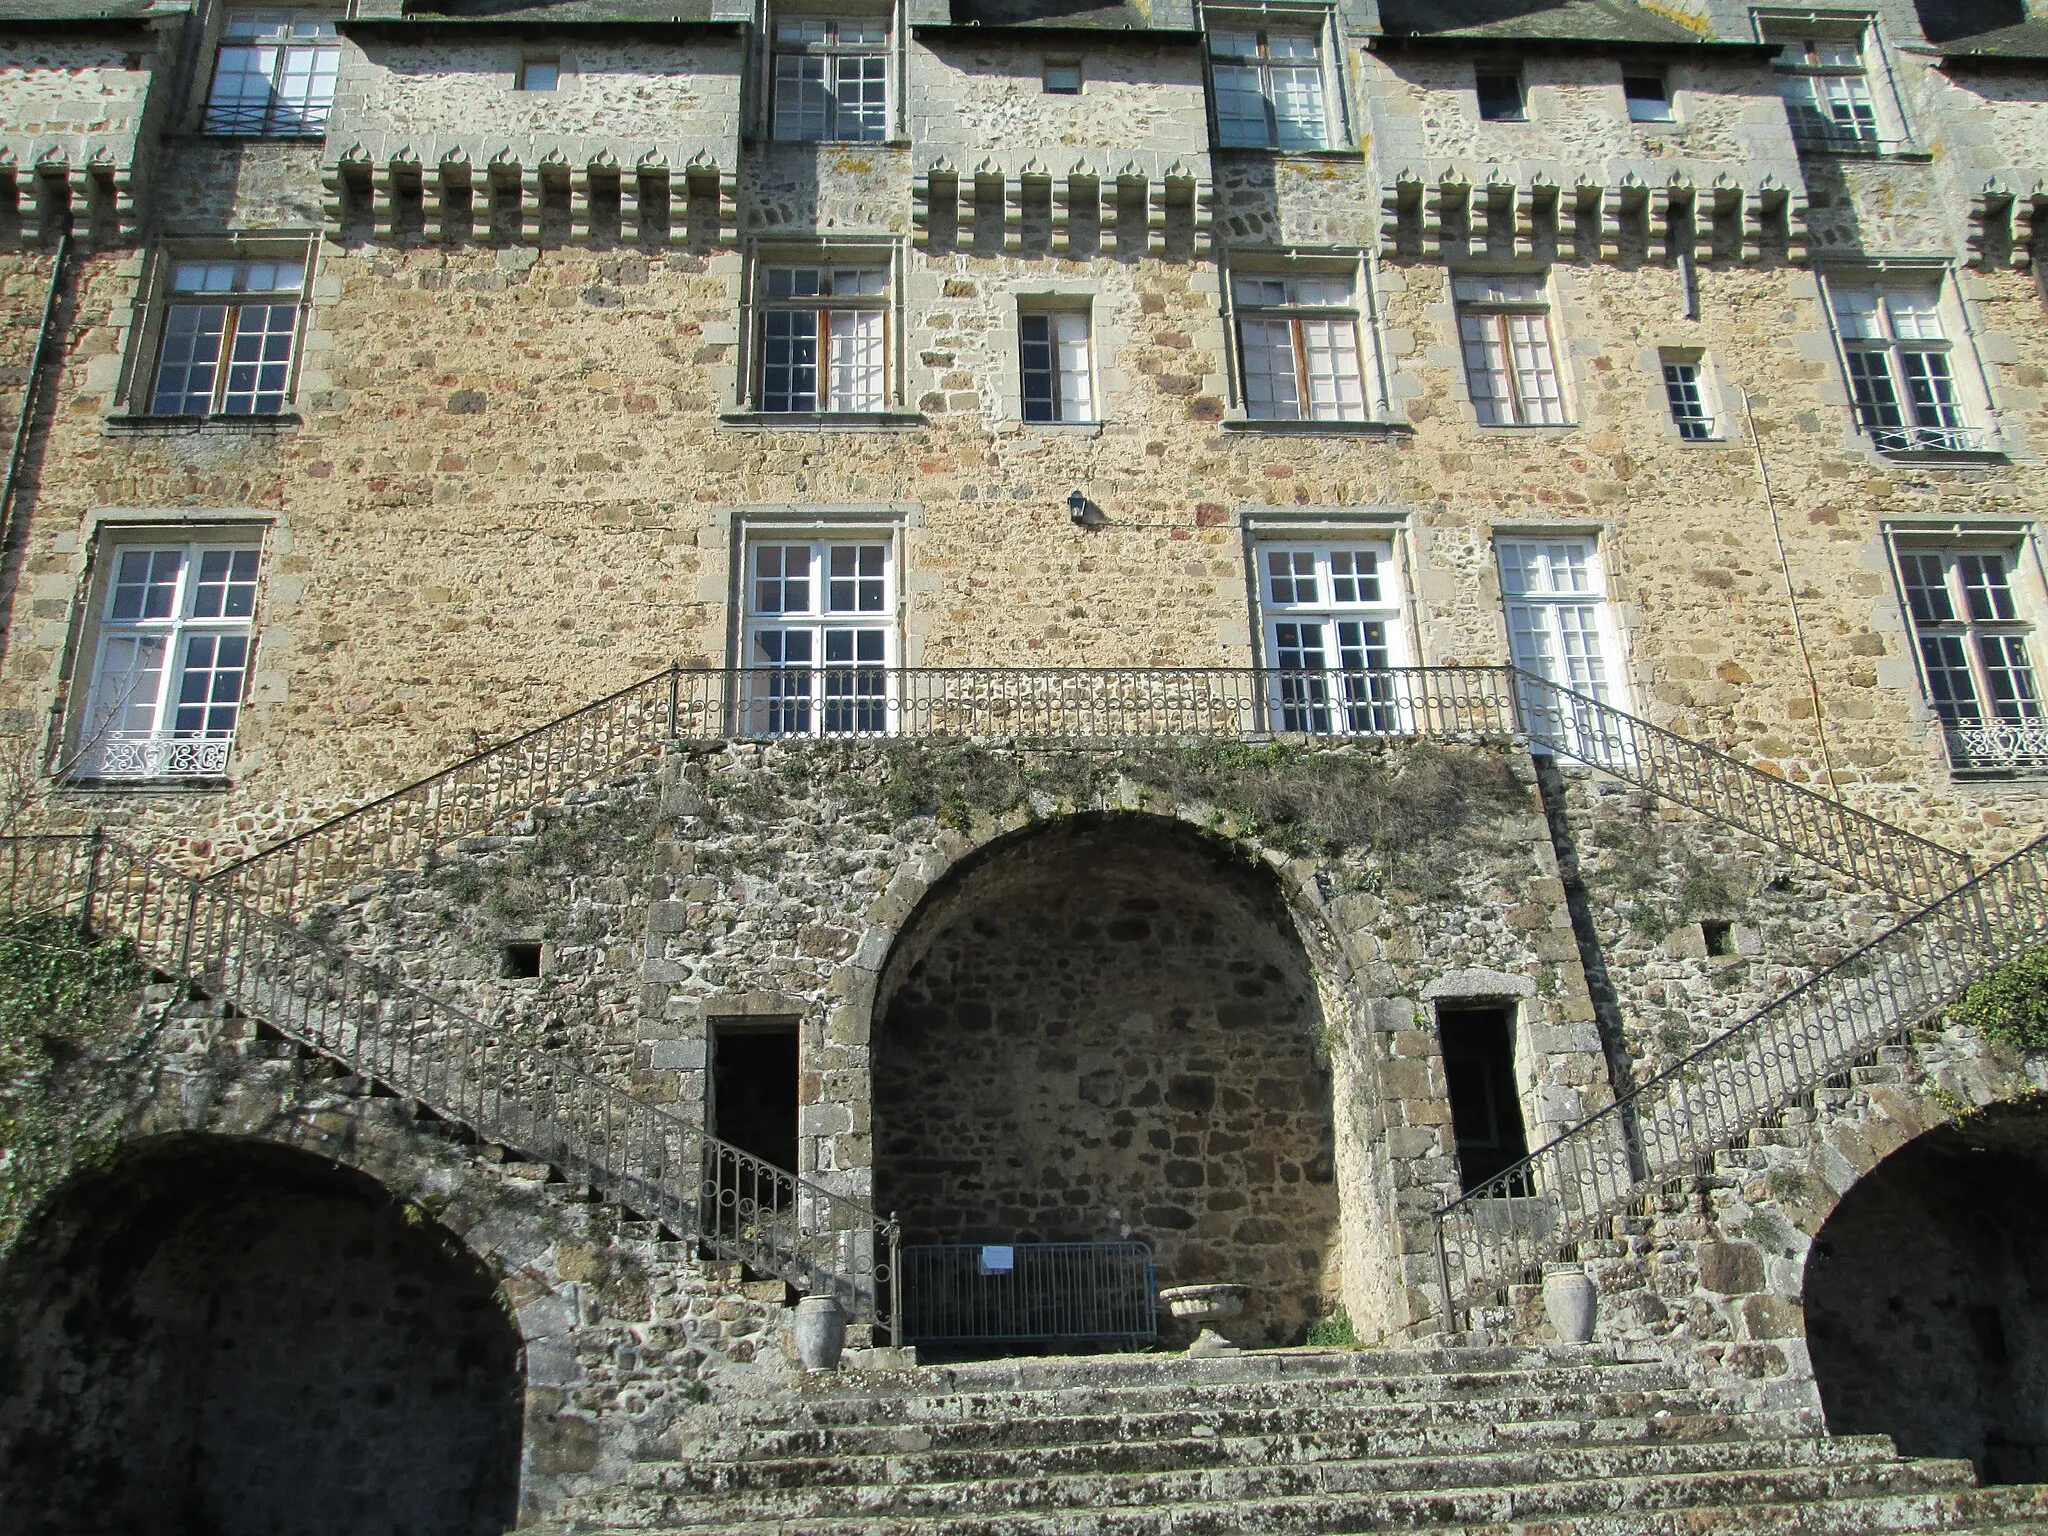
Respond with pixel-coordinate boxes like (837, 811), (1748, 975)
(546, 1459), (2027, 1536)
(597, 1432), (1909, 1513)
(681, 1392), (1810, 1463)
(773, 1366), (1696, 1432)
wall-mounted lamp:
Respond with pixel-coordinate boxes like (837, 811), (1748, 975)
(1068, 489), (1094, 526)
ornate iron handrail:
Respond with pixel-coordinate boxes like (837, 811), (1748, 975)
(1429, 830), (2048, 1328)
(207, 664), (1521, 917)
(1509, 669), (1972, 905)
(0, 833), (900, 1335)
(210, 662), (1965, 923)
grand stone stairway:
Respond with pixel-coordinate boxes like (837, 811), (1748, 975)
(536, 1346), (2048, 1535)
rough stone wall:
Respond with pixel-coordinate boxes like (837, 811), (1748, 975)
(873, 815), (1340, 1346)
(908, 38), (1210, 156)
(1545, 761), (1911, 1084)
(0, 993), (798, 1528)
(0, 1135), (526, 1536)
(311, 736), (1604, 1338)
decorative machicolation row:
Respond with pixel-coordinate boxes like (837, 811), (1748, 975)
(322, 148), (737, 248)
(1381, 170), (1806, 266)
(913, 161), (1212, 259)
(0, 151), (137, 248)
(1968, 182), (2048, 271)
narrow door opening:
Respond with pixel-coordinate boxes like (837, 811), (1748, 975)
(709, 1020), (800, 1175)
(1439, 1003), (1532, 1195)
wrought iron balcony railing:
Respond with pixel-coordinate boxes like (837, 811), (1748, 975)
(1945, 717), (2048, 776)
(204, 663), (1967, 920)
(1429, 830), (2048, 1329)
(0, 833), (900, 1336)
(80, 730), (235, 781)
(1868, 422), (2000, 456)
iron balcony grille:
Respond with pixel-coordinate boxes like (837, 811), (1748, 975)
(79, 731), (235, 780)
(900, 1241), (1158, 1347)
(1944, 718), (2048, 776)
(1867, 423), (1998, 456)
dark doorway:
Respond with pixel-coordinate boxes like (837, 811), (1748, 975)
(0, 1134), (523, 1536)
(710, 1020), (799, 1174)
(1806, 1102), (2048, 1484)
(1440, 1003), (1531, 1194)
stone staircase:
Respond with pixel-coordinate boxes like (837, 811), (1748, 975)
(535, 1347), (2048, 1535)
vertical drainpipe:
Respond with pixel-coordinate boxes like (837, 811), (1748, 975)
(0, 227), (72, 566)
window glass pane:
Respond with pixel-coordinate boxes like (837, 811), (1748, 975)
(172, 632), (250, 737)
(1043, 61), (1081, 94)
(826, 309), (885, 411)
(1299, 318), (1364, 421)
(1209, 30), (1259, 58)
(1507, 313), (1564, 424)
(1898, 553), (1956, 625)
(1266, 550), (1317, 606)
(1459, 313), (1513, 425)
(1211, 62), (1270, 146)
(827, 544), (887, 613)
(1019, 313), (1056, 421)
(1959, 554), (2017, 622)
(1900, 351), (1962, 429)
(1919, 633), (1980, 722)
(834, 53), (888, 141)
(1476, 74), (1524, 120)
(111, 548), (185, 622)
(1329, 550), (1380, 605)
(191, 547), (262, 618)
(1844, 350), (1904, 429)
(1663, 361), (1713, 439)
(518, 60), (559, 91)
(774, 55), (829, 139)
(1240, 317), (1302, 420)
(832, 268), (887, 297)
(1288, 275), (1351, 307)
(754, 545), (811, 614)
(152, 306), (228, 415)
(1233, 277), (1288, 307)
(1624, 75), (1671, 121)
(1979, 633), (2042, 721)
(219, 302), (299, 414)
(1269, 63), (1327, 149)
(1886, 288), (1946, 340)
(1830, 286), (1882, 338)
(1055, 312), (1092, 420)
(88, 634), (170, 738)
(762, 311), (819, 412)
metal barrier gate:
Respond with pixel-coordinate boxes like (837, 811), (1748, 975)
(900, 1242), (1157, 1348)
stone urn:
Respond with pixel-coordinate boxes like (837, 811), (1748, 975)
(1159, 1283), (1251, 1358)
(794, 1294), (846, 1371)
(1543, 1265), (1598, 1344)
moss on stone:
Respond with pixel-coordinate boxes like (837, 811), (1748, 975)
(0, 912), (155, 1250)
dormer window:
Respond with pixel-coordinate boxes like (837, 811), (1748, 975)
(773, 18), (888, 142)
(1209, 28), (1328, 150)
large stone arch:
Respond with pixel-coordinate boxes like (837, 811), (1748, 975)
(868, 811), (1358, 1347)
(1803, 1099), (2048, 1484)
(0, 1132), (526, 1536)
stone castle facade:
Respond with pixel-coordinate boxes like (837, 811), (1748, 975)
(2, 0), (2048, 1530)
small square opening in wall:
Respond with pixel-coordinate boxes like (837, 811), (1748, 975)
(502, 941), (543, 978)
(1702, 920), (1736, 958)
(1476, 73), (1525, 121)
(1044, 58), (1081, 94)
(517, 58), (559, 91)
(1625, 74), (1672, 122)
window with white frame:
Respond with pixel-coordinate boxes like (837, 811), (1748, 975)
(773, 18), (888, 142)
(1497, 537), (1627, 759)
(1894, 543), (2048, 772)
(1233, 273), (1368, 422)
(757, 265), (887, 413)
(1256, 540), (1410, 734)
(147, 257), (305, 418)
(1661, 355), (1716, 440)
(1764, 21), (1881, 148)
(203, 13), (340, 137)
(742, 538), (896, 736)
(1829, 278), (1977, 453)
(1456, 275), (1567, 426)
(1624, 73), (1673, 123)
(73, 539), (262, 780)
(1020, 309), (1093, 422)
(1209, 27), (1328, 150)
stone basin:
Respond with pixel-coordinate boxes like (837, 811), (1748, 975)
(1159, 1284), (1251, 1356)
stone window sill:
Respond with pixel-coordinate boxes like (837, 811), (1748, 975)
(1220, 418), (1412, 436)
(1874, 447), (2010, 466)
(1016, 420), (1106, 439)
(718, 410), (927, 432)
(105, 412), (302, 436)
(1212, 145), (1366, 163)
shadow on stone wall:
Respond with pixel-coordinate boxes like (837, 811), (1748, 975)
(1806, 1100), (2048, 1484)
(873, 812), (1339, 1348)
(0, 1133), (523, 1536)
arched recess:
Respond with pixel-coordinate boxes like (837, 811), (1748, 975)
(0, 1133), (524, 1536)
(872, 812), (1350, 1347)
(1805, 1100), (2048, 1484)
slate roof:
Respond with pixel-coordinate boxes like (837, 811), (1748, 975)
(396, 0), (720, 21)
(0, 0), (157, 26)
(1372, 0), (1703, 45)
(928, 0), (1194, 34)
